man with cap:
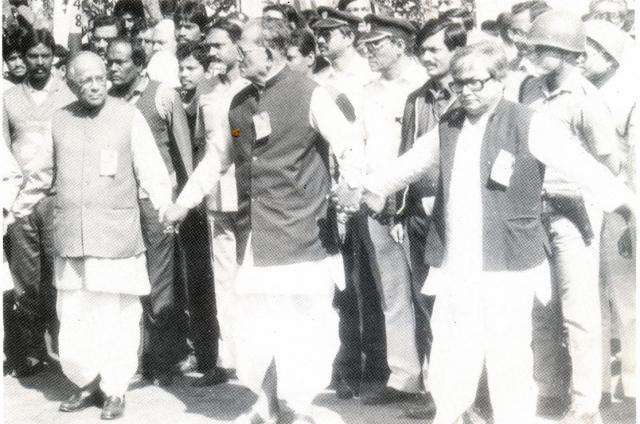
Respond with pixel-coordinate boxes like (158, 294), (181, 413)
(582, 19), (637, 404)
(391, 16), (468, 417)
(312, 6), (385, 401)
(357, 13), (428, 405)
(11, 51), (172, 420)
(520, 9), (620, 423)
(337, 0), (375, 19)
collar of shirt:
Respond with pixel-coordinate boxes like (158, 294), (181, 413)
(376, 58), (426, 89)
(25, 76), (55, 94)
(541, 69), (585, 101)
(126, 74), (150, 103)
(257, 63), (288, 91)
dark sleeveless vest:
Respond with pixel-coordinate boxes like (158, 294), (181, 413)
(228, 67), (337, 266)
(425, 99), (548, 271)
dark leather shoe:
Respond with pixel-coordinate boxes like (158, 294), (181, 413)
(192, 367), (229, 387)
(334, 378), (360, 400)
(59, 387), (104, 412)
(362, 387), (421, 405)
(101, 396), (125, 420)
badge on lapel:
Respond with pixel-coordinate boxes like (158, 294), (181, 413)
(490, 149), (515, 188)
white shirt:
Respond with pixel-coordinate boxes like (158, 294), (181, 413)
(25, 77), (55, 106)
(365, 107), (633, 297)
(12, 109), (172, 295)
(195, 76), (250, 212)
(362, 58), (427, 173)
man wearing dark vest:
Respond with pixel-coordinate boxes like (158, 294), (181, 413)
(3, 28), (76, 377)
(11, 51), (172, 420)
(106, 38), (193, 387)
(164, 17), (364, 424)
(342, 40), (636, 424)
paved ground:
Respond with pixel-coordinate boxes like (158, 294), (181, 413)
(3, 368), (636, 424)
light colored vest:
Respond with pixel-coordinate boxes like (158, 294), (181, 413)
(51, 97), (145, 258)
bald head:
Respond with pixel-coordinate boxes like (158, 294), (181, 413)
(67, 52), (108, 109)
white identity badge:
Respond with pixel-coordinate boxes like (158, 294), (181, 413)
(252, 111), (271, 140)
(490, 149), (515, 187)
(100, 149), (118, 177)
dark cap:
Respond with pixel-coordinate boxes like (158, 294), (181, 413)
(360, 14), (416, 43)
(313, 7), (362, 29)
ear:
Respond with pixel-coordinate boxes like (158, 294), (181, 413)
(305, 51), (316, 69)
(394, 37), (407, 53)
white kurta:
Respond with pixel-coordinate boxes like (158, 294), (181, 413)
(13, 110), (172, 295)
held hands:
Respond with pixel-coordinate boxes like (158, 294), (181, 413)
(331, 182), (363, 215)
(161, 203), (190, 233)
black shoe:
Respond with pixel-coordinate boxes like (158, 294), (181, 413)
(334, 378), (360, 400)
(192, 367), (229, 387)
(59, 387), (104, 412)
(101, 395), (125, 420)
(361, 387), (421, 405)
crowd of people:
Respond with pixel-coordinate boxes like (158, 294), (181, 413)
(1, 0), (637, 423)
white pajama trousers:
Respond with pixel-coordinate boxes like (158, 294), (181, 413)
(207, 211), (239, 369)
(57, 288), (142, 397)
(428, 272), (540, 424)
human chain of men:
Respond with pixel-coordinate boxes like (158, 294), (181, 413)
(2, 1), (637, 423)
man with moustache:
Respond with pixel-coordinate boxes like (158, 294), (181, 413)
(173, 0), (208, 45)
(12, 51), (172, 420)
(184, 18), (250, 387)
(3, 28), (76, 377)
(106, 38), (193, 387)
(89, 15), (125, 61)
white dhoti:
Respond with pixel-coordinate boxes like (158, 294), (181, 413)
(54, 254), (149, 397)
(207, 210), (239, 369)
(427, 263), (544, 424)
(233, 235), (341, 417)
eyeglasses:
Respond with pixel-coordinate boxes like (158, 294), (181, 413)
(449, 76), (492, 94)
(363, 36), (391, 54)
(592, 11), (624, 24)
(237, 45), (265, 60)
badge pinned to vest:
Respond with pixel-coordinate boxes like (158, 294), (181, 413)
(100, 149), (118, 177)
(252, 111), (271, 142)
(490, 149), (515, 188)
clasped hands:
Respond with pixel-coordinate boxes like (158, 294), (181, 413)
(330, 181), (385, 216)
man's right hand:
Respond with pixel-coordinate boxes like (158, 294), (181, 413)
(163, 203), (189, 225)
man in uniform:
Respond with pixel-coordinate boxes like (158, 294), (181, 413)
(106, 38), (193, 387)
(12, 51), (172, 420)
(521, 10), (620, 423)
(164, 17), (364, 424)
(312, 7), (385, 400)
(357, 13), (428, 405)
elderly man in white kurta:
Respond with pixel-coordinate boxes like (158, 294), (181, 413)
(12, 52), (172, 421)
(339, 41), (637, 424)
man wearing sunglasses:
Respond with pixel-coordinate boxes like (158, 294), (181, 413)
(312, 7), (384, 401)
(343, 39), (636, 424)
(357, 13), (428, 406)
(520, 10), (620, 424)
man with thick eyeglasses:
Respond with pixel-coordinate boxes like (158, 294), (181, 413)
(520, 10), (620, 424)
(357, 13), (428, 406)
(335, 39), (636, 424)
(12, 51), (172, 421)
